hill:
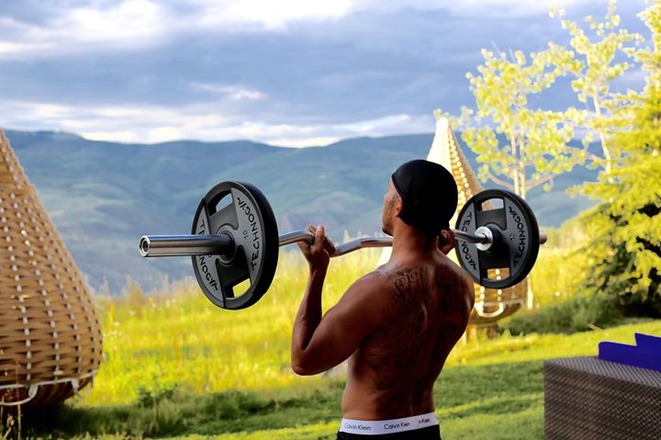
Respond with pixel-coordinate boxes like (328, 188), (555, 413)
(4, 129), (596, 293)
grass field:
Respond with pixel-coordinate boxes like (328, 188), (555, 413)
(16, 246), (661, 439)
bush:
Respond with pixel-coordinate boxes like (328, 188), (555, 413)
(502, 295), (623, 335)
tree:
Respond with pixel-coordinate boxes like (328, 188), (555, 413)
(454, 0), (642, 199)
(455, 44), (585, 200)
(578, 0), (661, 315)
(447, 0), (653, 310)
(551, 0), (642, 178)
(448, 43), (586, 309)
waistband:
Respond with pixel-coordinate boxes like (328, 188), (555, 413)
(339, 412), (438, 435)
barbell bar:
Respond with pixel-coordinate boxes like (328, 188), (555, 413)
(139, 226), (542, 258)
(138, 181), (547, 310)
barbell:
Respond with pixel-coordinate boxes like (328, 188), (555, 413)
(139, 181), (547, 310)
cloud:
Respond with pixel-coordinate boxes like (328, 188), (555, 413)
(433, 0), (597, 18)
(0, 96), (435, 146)
(291, 0), (611, 19)
(188, 0), (352, 30)
(189, 83), (268, 101)
(0, 0), (644, 61)
(0, 0), (650, 147)
(0, 0), (170, 59)
(0, 0), (353, 60)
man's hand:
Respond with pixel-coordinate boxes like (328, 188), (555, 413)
(297, 225), (336, 272)
(439, 229), (456, 255)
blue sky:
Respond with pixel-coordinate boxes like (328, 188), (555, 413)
(0, 0), (650, 147)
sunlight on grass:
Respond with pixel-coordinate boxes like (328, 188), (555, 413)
(81, 244), (660, 409)
(42, 240), (660, 440)
(203, 421), (339, 440)
(85, 249), (381, 406)
(446, 320), (661, 367)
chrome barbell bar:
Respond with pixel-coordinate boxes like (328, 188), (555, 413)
(139, 227), (547, 258)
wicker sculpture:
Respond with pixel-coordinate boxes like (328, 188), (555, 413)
(0, 130), (103, 408)
(428, 117), (527, 325)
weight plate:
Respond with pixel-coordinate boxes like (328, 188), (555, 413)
(454, 189), (540, 289)
(191, 181), (279, 310)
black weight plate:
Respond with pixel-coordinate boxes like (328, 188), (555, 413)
(454, 189), (540, 288)
(191, 181), (279, 310)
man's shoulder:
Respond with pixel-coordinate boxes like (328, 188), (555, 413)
(436, 260), (476, 314)
(352, 269), (394, 291)
(436, 256), (474, 289)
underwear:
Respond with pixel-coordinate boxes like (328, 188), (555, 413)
(337, 412), (440, 439)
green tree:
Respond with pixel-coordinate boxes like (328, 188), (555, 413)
(454, 0), (642, 199)
(578, 0), (661, 316)
(447, 0), (653, 311)
(455, 44), (584, 200)
(449, 43), (586, 309)
(551, 0), (642, 178)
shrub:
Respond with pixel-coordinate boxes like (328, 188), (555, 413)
(502, 294), (623, 335)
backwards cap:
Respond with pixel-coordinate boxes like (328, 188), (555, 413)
(391, 159), (458, 233)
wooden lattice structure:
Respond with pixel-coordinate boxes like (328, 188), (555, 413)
(428, 117), (527, 325)
(0, 130), (103, 408)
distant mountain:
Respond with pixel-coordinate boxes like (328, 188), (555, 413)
(4, 129), (596, 294)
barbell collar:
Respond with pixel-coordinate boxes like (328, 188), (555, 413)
(474, 226), (495, 251)
(454, 227), (491, 247)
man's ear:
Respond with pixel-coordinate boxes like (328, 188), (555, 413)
(393, 194), (404, 217)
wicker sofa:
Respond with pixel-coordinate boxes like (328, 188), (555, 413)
(544, 334), (661, 439)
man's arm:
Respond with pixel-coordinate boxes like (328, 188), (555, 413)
(291, 273), (386, 375)
(291, 225), (385, 375)
(291, 264), (326, 373)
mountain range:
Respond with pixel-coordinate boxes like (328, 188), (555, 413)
(4, 129), (596, 294)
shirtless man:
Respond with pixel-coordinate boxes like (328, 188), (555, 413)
(291, 160), (475, 439)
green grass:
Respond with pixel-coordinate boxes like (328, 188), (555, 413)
(87, 251), (375, 406)
(13, 247), (661, 439)
(22, 320), (660, 439)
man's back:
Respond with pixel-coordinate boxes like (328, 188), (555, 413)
(341, 252), (474, 420)
(291, 160), (475, 439)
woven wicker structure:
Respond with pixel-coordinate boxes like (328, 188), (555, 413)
(0, 130), (103, 408)
(545, 357), (661, 439)
(426, 117), (527, 325)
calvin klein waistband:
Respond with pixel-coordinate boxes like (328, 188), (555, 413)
(339, 412), (438, 435)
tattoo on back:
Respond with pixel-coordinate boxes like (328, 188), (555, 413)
(387, 268), (428, 324)
(366, 267), (432, 391)
(358, 264), (471, 410)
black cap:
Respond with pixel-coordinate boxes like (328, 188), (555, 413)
(391, 159), (458, 234)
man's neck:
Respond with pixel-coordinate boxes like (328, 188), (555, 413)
(390, 224), (438, 258)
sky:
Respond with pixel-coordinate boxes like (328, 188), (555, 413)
(0, 0), (651, 147)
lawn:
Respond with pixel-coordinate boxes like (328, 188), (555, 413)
(14, 248), (661, 439)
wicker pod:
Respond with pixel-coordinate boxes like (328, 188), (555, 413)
(0, 130), (103, 408)
(425, 117), (527, 325)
